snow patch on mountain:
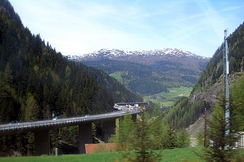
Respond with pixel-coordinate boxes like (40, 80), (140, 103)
(66, 48), (209, 60)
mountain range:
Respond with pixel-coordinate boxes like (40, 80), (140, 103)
(69, 48), (210, 95)
(68, 48), (208, 62)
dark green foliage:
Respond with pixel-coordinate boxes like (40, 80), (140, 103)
(84, 60), (168, 95)
(57, 126), (79, 150)
(164, 122), (178, 149)
(0, 132), (35, 156)
(128, 79), (167, 95)
(177, 129), (190, 148)
(194, 75), (244, 161)
(197, 131), (204, 146)
(193, 22), (244, 93)
(79, 64), (142, 102)
(0, 1), (113, 123)
(121, 108), (163, 162)
(149, 104), (166, 150)
(0, 83), (21, 122)
(162, 97), (207, 129)
(230, 75), (244, 130)
(0, 0), (142, 124)
(0, 0), (140, 156)
(109, 112), (135, 151)
(196, 96), (241, 162)
(162, 22), (244, 132)
(111, 105), (191, 161)
(83, 57), (207, 95)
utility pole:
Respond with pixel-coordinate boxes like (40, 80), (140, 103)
(223, 29), (230, 144)
(204, 108), (207, 148)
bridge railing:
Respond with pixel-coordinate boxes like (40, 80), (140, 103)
(0, 109), (139, 133)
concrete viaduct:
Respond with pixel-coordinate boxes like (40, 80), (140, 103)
(0, 104), (143, 155)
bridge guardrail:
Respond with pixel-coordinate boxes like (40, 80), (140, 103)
(0, 109), (138, 133)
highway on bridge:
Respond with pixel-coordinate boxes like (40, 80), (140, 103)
(0, 102), (146, 155)
(0, 106), (139, 135)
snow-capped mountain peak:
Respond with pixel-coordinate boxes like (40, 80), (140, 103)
(67, 48), (209, 61)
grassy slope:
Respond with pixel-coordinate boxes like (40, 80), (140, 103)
(0, 147), (204, 162)
(110, 72), (123, 82)
(144, 86), (193, 106)
(109, 72), (193, 107)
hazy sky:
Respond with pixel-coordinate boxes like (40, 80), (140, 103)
(10, 0), (244, 57)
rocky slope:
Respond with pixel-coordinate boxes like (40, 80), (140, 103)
(162, 22), (244, 137)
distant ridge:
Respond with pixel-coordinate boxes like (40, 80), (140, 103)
(69, 48), (210, 95)
(67, 48), (209, 62)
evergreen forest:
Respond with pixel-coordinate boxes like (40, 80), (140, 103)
(162, 22), (244, 130)
(0, 0), (141, 124)
(0, 0), (142, 156)
(82, 54), (209, 95)
(1, 0), (244, 160)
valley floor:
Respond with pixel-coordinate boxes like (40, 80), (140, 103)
(144, 86), (193, 107)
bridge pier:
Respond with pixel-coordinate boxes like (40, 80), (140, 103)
(104, 119), (116, 142)
(132, 114), (137, 122)
(79, 123), (92, 154)
(35, 130), (50, 156)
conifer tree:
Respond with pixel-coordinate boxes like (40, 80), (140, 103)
(111, 111), (135, 151)
(196, 131), (204, 146)
(177, 129), (190, 148)
(150, 104), (165, 150)
(196, 96), (240, 162)
(121, 107), (162, 162)
(230, 75), (244, 130)
(3, 62), (13, 84)
(162, 121), (178, 149)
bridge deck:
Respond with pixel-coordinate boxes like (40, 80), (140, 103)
(0, 108), (139, 135)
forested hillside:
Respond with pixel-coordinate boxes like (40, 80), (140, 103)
(192, 23), (244, 95)
(0, 0), (140, 124)
(79, 49), (209, 95)
(84, 59), (169, 94)
(163, 22), (244, 131)
(77, 63), (142, 102)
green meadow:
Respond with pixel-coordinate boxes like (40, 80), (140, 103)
(144, 86), (193, 107)
(0, 147), (204, 162)
(110, 72), (123, 82)
(109, 72), (192, 107)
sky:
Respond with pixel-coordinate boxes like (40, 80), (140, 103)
(10, 0), (244, 57)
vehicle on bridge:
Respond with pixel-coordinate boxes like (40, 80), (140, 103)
(9, 121), (19, 124)
(52, 116), (60, 120)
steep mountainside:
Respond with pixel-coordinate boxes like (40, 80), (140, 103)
(0, 0), (141, 124)
(162, 22), (244, 134)
(78, 63), (142, 102)
(69, 49), (210, 95)
(0, 0), (143, 156)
